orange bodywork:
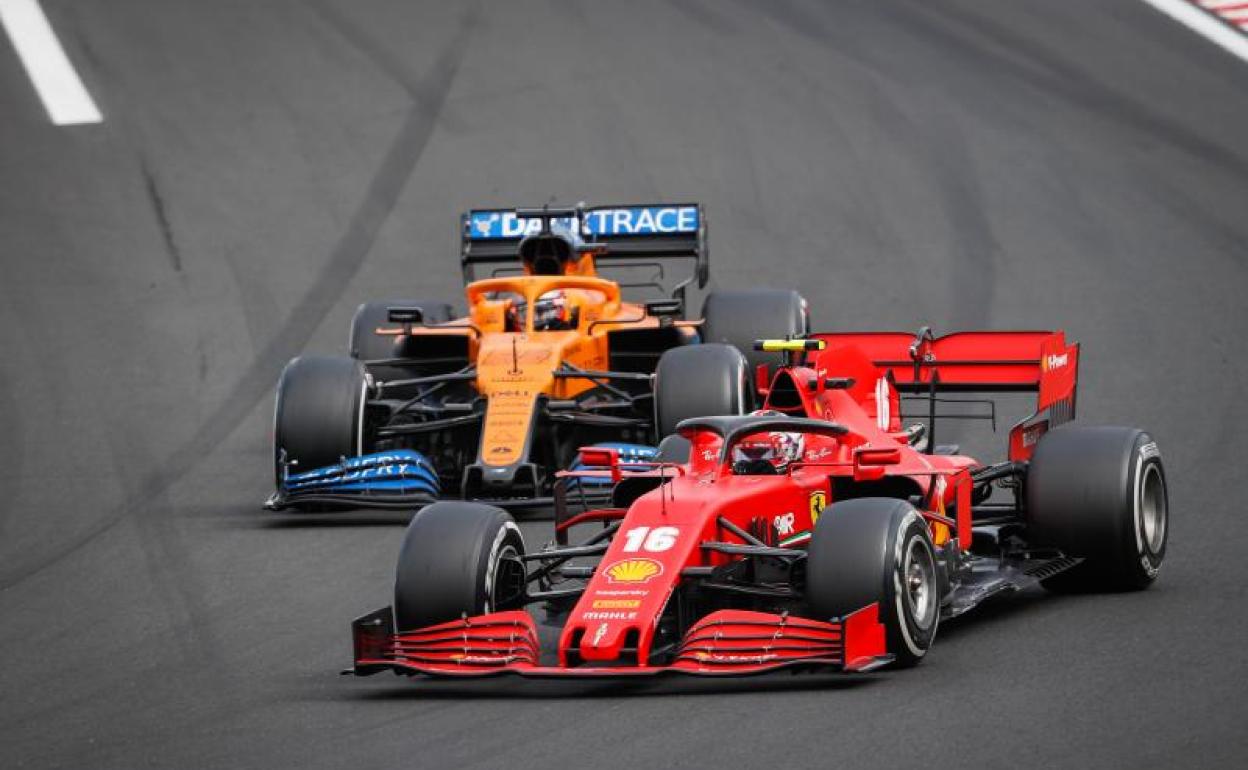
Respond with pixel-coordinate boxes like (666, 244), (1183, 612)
(374, 272), (695, 468)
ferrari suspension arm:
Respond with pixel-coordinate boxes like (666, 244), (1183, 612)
(970, 461), (1027, 484)
(519, 542), (609, 561)
(696, 582), (801, 599)
(700, 541), (807, 559)
(524, 522), (621, 584)
(717, 516), (770, 548)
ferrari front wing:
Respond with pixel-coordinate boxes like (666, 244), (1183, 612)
(348, 604), (891, 679)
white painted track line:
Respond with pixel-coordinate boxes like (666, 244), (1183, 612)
(0, 0), (102, 125)
(1140, 0), (1248, 63)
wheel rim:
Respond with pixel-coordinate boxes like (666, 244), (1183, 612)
(1140, 463), (1167, 554)
(489, 544), (521, 612)
(902, 538), (937, 630)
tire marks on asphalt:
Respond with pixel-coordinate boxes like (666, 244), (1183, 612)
(0, 368), (20, 545)
(0, 4), (479, 591)
(735, 0), (1001, 329)
(901, 2), (1248, 185)
(139, 158), (183, 273)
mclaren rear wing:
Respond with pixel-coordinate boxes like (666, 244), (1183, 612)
(460, 202), (708, 298)
(808, 327), (1079, 460)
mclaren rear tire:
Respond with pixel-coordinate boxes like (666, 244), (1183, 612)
(701, 289), (809, 374)
(806, 498), (941, 668)
(348, 299), (455, 362)
(1026, 426), (1168, 592)
(655, 434), (692, 463)
(653, 343), (750, 438)
(393, 502), (526, 632)
(273, 355), (367, 484)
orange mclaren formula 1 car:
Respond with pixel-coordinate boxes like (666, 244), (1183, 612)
(266, 203), (808, 511)
(348, 330), (1168, 679)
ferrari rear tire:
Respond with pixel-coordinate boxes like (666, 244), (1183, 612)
(653, 343), (749, 437)
(393, 502), (526, 632)
(273, 355), (367, 484)
(1026, 426), (1167, 591)
(348, 299), (455, 361)
(806, 498), (941, 667)
(701, 289), (809, 374)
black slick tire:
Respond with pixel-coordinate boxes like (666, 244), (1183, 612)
(653, 343), (749, 437)
(1026, 426), (1168, 591)
(273, 355), (367, 484)
(701, 289), (809, 374)
(393, 502), (526, 632)
(806, 498), (941, 667)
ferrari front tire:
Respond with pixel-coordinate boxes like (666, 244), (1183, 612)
(393, 502), (526, 632)
(806, 498), (941, 667)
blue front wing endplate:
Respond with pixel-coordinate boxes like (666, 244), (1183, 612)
(566, 443), (659, 487)
(279, 450), (440, 503)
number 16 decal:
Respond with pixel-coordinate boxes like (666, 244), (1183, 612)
(621, 526), (679, 553)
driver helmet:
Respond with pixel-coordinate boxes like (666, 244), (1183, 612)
(502, 294), (526, 332)
(532, 290), (574, 331)
(731, 410), (805, 473)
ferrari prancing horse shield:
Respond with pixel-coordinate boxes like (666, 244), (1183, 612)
(809, 490), (828, 525)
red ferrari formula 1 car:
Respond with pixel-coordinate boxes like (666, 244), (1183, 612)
(348, 328), (1168, 678)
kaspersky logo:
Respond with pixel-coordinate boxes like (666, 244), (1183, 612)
(603, 558), (663, 584)
(1042, 352), (1069, 372)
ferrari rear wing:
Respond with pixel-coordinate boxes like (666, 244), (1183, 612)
(809, 327), (1079, 460)
(460, 202), (708, 295)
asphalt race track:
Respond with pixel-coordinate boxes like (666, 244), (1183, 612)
(3, 1), (1247, 768)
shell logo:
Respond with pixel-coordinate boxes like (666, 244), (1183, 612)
(604, 558), (663, 584)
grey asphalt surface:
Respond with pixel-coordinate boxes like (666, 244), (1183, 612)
(2, 1), (1247, 767)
